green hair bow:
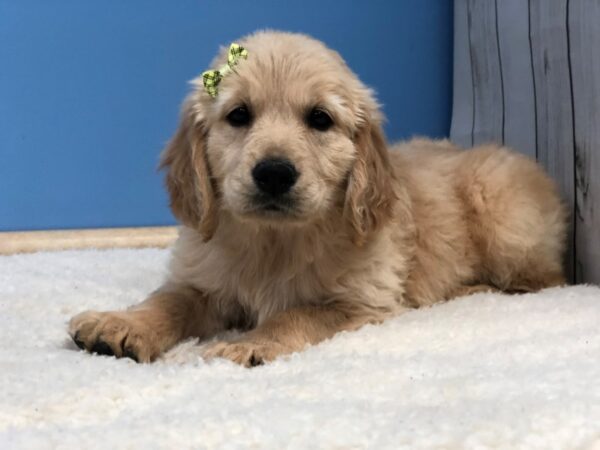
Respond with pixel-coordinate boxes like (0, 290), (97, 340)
(202, 43), (249, 98)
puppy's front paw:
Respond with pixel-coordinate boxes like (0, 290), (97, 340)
(68, 310), (162, 363)
(202, 339), (290, 367)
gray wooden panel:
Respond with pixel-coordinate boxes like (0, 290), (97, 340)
(529, 0), (575, 199)
(529, 0), (575, 280)
(467, 0), (504, 146)
(450, 0), (600, 282)
(569, 0), (600, 284)
(450, 0), (474, 148)
(496, 0), (536, 158)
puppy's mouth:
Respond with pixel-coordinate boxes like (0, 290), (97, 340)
(255, 195), (297, 213)
(244, 194), (303, 220)
(263, 203), (286, 212)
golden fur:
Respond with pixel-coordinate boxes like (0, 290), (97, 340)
(69, 31), (567, 367)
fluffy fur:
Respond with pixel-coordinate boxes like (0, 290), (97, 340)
(69, 31), (567, 367)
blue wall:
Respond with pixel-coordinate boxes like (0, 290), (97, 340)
(0, 0), (453, 231)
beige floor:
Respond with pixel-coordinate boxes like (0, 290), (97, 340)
(0, 227), (178, 255)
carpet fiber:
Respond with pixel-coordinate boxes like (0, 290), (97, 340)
(1, 248), (599, 449)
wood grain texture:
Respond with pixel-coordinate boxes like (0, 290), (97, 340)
(528, 0), (575, 201)
(0, 227), (178, 255)
(467, 0), (504, 146)
(569, 0), (600, 284)
(451, 0), (589, 282)
(496, 0), (537, 158)
(529, 0), (575, 280)
(450, 0), (475, 148)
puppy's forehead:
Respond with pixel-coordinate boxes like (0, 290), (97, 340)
(244, 34), (346, 80)
(212, 32), (358, 110)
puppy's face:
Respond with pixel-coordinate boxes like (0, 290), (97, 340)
(201, 34), (368, 225)
(162, 32), (394, 242)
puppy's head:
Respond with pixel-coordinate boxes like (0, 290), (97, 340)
(161, 31), (395, 244)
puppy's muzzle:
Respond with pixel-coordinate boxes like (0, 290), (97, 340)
(252, 158), (298, 197)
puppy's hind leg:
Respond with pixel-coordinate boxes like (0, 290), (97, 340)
(447, 283), (499, 299)
(460, 148), (568, 294)
(503, 270), (566, 294)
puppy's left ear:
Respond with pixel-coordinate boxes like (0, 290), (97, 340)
(344, 105), (397, 246)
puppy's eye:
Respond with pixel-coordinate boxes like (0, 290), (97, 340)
(307, 108), (333, 131)
(226, 105), (251, 127)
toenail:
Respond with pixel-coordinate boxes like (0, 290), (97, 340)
(91, 340), (114, 356)
(72, 331), (86, 350)
(249, 354), (264, 367)
(123, 348), (139, 363)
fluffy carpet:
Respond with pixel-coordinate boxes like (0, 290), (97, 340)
(1, 248), (600, 449)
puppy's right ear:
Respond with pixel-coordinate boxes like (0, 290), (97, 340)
(159, 99), (217, 241)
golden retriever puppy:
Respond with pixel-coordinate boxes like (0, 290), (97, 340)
(69, 31), (567, 367)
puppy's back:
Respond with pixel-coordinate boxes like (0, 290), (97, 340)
(390, 138), (566, 303)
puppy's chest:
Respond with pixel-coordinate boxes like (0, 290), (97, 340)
(229, 250), (331, 317)
(188, 243), (339, 319)
(172, 228), (408, 321)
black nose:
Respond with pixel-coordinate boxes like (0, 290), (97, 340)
(252, 158), (299, 196)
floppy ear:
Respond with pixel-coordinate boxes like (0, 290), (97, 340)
(344, 115), (397, 246)
(159, 101), (218, 241)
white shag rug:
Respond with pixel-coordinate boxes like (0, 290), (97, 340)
(1, 248), (600, 449)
